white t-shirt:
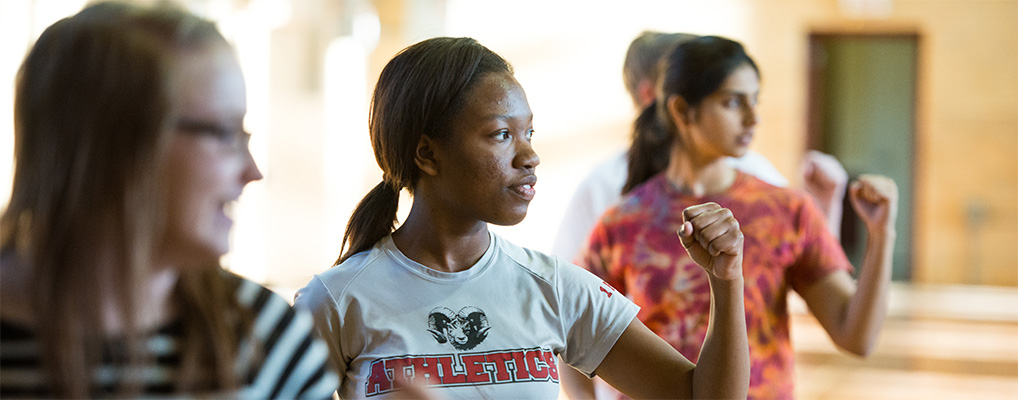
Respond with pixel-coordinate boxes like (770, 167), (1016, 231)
(551, 149), (788, 263)
(295, 232), (639, 399)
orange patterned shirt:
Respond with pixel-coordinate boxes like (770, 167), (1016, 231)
(579, 171), (852, 400)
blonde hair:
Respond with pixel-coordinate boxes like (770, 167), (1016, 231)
(2, 1), (250, 396)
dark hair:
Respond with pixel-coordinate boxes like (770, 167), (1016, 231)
(3, 1), (247, 396)
(336, 37), (512, 263)
(624, 36), (759, 193)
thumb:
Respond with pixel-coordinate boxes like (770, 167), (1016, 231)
(677, 221), (695, 250)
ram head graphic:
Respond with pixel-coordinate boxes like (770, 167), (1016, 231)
(427, 306), (490, 351)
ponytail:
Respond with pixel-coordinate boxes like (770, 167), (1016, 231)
(624, 101), (673, 194)
(333, 38), (511, 265)
(336, 180), (401, 264)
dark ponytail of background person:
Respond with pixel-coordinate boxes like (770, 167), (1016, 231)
(337, 37), (512, 264)
(624, 35), (759, 194)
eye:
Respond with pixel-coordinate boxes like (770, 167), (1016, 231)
(177, 119), (232, 141)
(495, 130), (510, 141)
(177, 118), (249, 151)
(525, 129), (534, 141)
(724, 97), (742, 108)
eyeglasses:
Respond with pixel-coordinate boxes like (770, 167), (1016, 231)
(176, 117), (252, 153)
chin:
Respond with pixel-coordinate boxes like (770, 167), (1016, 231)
(730, 147), (750, 158)
(488, 210), (528, 227)
(186, 238), (230, 266)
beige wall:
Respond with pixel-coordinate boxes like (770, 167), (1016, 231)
(743, 0), (1017, 286)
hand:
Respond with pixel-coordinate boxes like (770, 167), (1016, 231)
(848, 174), (898, 233)
(677, 202), (744, 281)
(801, 150), (849, 209)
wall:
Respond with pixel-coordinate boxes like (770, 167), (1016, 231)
(743, 0), (1017, 286)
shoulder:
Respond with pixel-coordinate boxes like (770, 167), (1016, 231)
(732, 173), (818, 220)
(299, 243), (388, 304)
(225, 272), (340, 398)
(496, 234), (561, 283)
(220, 270), (294, 322)
(495, 234), (609, 290)
(605, 173), (668, 220)
(729, 150), (789, 187)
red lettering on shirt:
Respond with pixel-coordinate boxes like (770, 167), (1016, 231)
(362, 347), (559, 397)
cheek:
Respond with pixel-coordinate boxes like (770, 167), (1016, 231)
(452, 148), (509, 190)
(161, 144), (234, 232)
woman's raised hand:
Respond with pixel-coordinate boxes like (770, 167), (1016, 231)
(849, 174), (898, 234)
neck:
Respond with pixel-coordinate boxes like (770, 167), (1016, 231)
(392, 195), (490, 273)
(101, 265), (179, 335)
(664, 145), (737, 196)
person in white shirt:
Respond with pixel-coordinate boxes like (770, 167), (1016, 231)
(295, 36), (750, 399)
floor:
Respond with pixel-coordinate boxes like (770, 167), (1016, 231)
(791, 283), (1018, 400)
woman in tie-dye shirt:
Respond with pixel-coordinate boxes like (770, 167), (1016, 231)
(578, 35), (899, 400)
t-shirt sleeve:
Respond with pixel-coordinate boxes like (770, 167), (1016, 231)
(555, 260), (640, 377)
(787, 197), (854, 293)
(293, 276), (349, 384)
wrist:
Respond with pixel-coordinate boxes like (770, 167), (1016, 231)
(708, 274), (744, 294)
(867, 227), (897, 243)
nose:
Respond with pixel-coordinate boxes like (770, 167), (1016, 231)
(743, 103), (759, 127)
(513, 138), (540, 170)
(242, 147), (263, 183)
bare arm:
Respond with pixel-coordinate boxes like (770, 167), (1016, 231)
(800, 174), (898, 357)
(559, 356), (596, 400)
(595, 203), (749, 399)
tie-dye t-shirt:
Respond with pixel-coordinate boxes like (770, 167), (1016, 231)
(579, 171), (852, 400)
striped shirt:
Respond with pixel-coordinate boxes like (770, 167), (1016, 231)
(0, 274), (339, 398)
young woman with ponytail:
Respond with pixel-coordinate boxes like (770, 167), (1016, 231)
(295, 37), (750, 399)
(0, 2), (337, 397)
(576, 35), (899, 399)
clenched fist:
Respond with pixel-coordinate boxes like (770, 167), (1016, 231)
(677, 202), (744, 281)
(848, 174), (898, 234)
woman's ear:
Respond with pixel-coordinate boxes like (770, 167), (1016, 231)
(636, 80), (656, 108)
(414, 135), (439, 176)
(666, 94), (692, 132)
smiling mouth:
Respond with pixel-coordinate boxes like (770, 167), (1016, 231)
(509, 182), (536, 201)
(221, 200), (238, 223)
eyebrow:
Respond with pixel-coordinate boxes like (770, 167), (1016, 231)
(485, 113), (534, 121)
(715, 89), (758, 96)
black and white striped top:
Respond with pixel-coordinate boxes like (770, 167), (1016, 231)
(0, 274), (339, 399)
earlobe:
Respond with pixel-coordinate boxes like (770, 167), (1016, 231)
(414, 135), (439, 176)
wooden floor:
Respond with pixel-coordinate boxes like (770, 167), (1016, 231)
(791, 284), (1018, 400)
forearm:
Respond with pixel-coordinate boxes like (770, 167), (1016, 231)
(839, 229), (895, 356)
(692, 276), (749, 399)
(824, 198), (844, 238)
(559, 358), (596, 400)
